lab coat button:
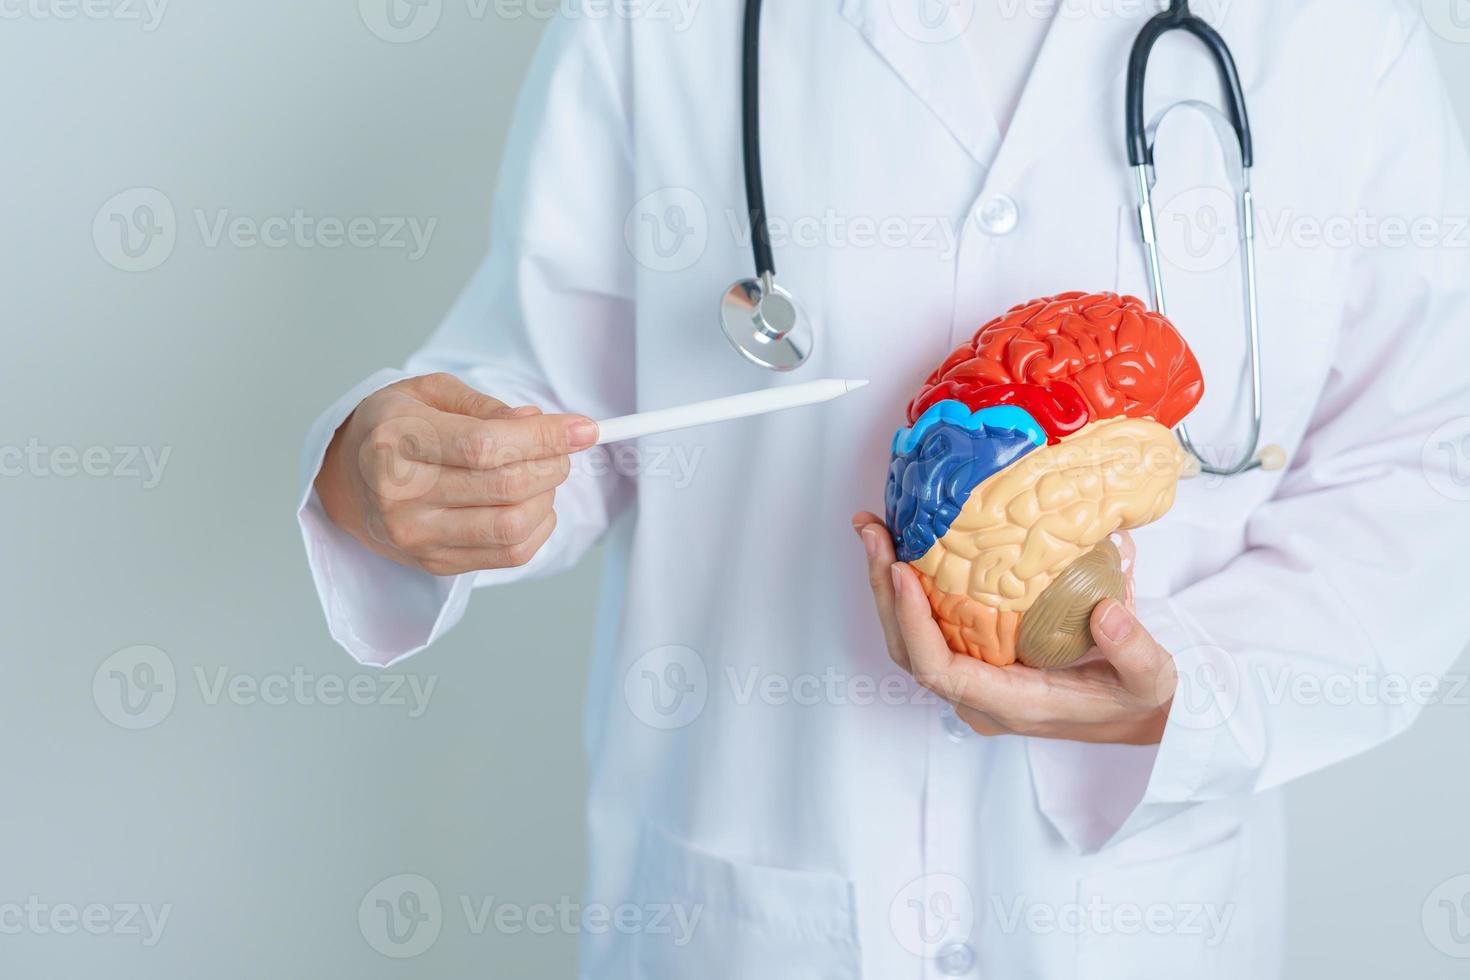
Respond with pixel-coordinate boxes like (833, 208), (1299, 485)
(936, 941), (976, 974)
(977, 194), (1019, 236)
(942, 706), (972, 741)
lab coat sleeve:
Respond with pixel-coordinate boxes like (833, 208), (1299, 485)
(297, 11), (636, 668)
(1029, 19), (1470, 853)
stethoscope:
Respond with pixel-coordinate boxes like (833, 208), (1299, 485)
(718, 0), (813, 372)
(1126, 0), (1281, 474)
(720, 0), (1282, 476)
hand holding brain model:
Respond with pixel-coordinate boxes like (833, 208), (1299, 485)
(884, 292), (1204, 669)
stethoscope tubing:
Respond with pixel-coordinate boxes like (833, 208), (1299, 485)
(1125, 0), (1253, 169)
(741, 0), (776, 280)
(1126, 0), (1270, 475)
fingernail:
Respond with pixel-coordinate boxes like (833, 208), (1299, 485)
(510, 405), (541, 418)
(568, 419), (599, 450)
(1097, 601), (1134, 643)
(890, 563), (905, 595)
(860, 527), (879, 559)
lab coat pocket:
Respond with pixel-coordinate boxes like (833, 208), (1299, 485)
(631, 825), (861, 980)
(1077, 824), (1251, 980)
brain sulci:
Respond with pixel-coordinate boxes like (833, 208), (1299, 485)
(885, 292), (1205, 667)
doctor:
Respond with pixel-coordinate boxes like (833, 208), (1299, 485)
(302, 1), (1470, 976)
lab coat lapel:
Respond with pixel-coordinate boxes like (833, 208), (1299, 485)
(982, 5), (1151, 191)
(839, 0), (1002, 167)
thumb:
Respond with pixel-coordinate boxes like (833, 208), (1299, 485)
(1090, 599), (1175, 702)
(409, 372), (524, 420)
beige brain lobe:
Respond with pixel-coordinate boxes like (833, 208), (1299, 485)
(912, 417), (1185, 614)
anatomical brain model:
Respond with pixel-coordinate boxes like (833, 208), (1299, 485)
(885, 292), (1204, 668)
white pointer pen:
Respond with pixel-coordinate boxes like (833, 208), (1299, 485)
(594, 378), (869, 446)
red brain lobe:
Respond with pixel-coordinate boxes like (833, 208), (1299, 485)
(907, 292), (1205, 428)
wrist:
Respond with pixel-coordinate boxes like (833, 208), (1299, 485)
(314, 414), (363, 534)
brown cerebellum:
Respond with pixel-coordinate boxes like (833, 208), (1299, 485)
(1015, 538), (1127, 668)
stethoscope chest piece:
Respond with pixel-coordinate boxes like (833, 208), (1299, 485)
(719, 273), (813, 371)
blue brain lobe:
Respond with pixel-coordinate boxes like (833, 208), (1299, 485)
(885, 422), (1040, 563)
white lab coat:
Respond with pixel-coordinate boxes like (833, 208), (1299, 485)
(298, 2), (1470, 976)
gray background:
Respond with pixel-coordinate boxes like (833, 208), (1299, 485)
(3, 1), (1470, 977)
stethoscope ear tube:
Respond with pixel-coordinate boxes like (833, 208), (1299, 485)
(742, 0), (775, 279)
(1125, 0), (1253, 169)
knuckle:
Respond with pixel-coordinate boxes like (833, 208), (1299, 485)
(361, 451), (437, 504)
(358, 427), (397, 463)
(504, 509), (555, 565)
(455, 431), (496, 469)
(382, 515), (426, 553)
(532, 419), (568, 455)
(379, 377), (422, 402)
(495, 508), (533, 545)
(372, 491), (405, 516)
(927, 673), (968, 704)
(527, 453), (569, 486)
(419, 554), (465, 577)
(502, 538), (538, 568)
(403, 372), (460, 406)
(912, 670), (944, 695)
(494, 467), (532, 501)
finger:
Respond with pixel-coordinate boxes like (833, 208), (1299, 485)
(412, 411), (600, 469)
(953, 704), (1013, 738)
(420, 509), (559, 576)
(1110, 530), (1137, 610)
(427, 491), (556, 548)
(430, 454), (571, 506)
(1110, 529), (1136, 565)
(1089, 599), (1174, 703)
(889, 562), (969, 699)
(407, 372), (518, 420)
(889, 562), (1025, 710)
(854, 521), (909, 670)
